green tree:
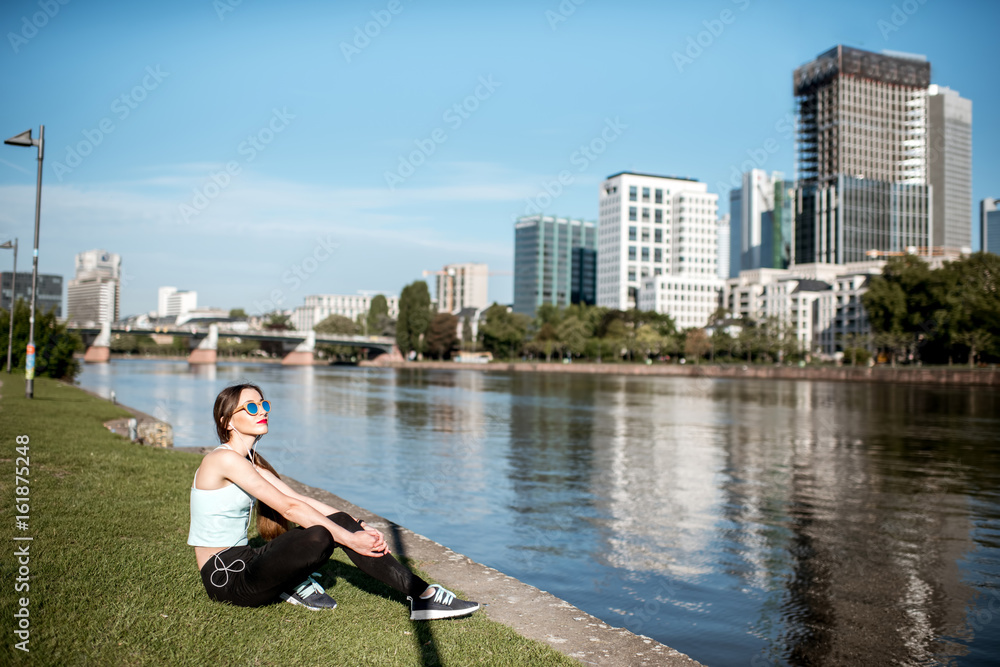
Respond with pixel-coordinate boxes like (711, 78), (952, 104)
(315, 314), (360, 335)
(556, 315), (588, 358)
(461, 314), (474, 350)
(396, 281), (432, 357)
(941, 253), (1000, 361)
(367, 295), (389, 336)
(529, 304), (563, 362)
(635, 324), (665, 360)
(263, 312), (292, 331)
(479, 303), (530, 360)
(957, 329), (993, 368)
(736, 320), (759, 363)
(229, 308), (247, 319)
(315, 314), (361, 361)
(875, 331), (911, 368)
(599, 315), (627, 362)
(684, 328), (711, 363)
(0, 300), (82, 379)
(841, 333), (871, 367)
(424, 313), (459, 360)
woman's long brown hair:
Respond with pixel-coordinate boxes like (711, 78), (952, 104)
(213, 383), (289, 541)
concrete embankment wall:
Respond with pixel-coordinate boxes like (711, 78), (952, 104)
(370, 361), (1000, 387)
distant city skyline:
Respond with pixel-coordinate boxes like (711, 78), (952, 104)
(0, 1), (997, 316)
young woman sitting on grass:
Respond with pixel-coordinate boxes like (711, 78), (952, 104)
(188, 382), (479, 619)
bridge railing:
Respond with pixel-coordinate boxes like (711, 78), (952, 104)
(65, 322), (396, 348)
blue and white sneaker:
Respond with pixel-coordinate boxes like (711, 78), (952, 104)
(408, 584), (479, 620)
(280, 576), (337, 610)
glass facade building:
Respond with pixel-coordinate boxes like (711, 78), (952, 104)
(793, 46), (932, 264)
(570, 247), (597, 306)
(983, 198), (1000, 256)
(514, 215), (596, 316)
(0, 272), (63, 318)
(729, 170), (792, 274)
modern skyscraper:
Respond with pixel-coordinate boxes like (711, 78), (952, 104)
(570, 247), (597, 306)
(0, 272), (62, 317)
(773, 181), (795, 269)
(983, 198), (1000, 256)
(513, 215), (596, 315)
(67, 249), (121, 323)
(793, 46), (932, 264)
(434, 262), (489, 313)
(927, 85), (973, 250)
(729, 170), (792, 275)
(598, 172), (719, 311)
(717, 214), (730, 280)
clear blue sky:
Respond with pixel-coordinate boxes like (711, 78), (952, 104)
(1, 0), (997, 316)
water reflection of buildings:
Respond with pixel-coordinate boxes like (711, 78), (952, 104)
(588, 376), (723, 578)
(382, 370), (493, 521)
(715, 381), (977, 665)
(583, 377), (979, 664)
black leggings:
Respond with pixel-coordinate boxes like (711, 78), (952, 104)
(200, 512), (429, 607)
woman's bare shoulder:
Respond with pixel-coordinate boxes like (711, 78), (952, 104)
(194, 448), (245, 489)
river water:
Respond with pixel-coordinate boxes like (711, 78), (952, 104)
(78, 360), (1000, 666)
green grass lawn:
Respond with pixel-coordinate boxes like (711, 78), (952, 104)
(0, 377), (576, 666)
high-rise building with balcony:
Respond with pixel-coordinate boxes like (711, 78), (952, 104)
(793, 46), (932, 265)
(434, 263), (489, 313)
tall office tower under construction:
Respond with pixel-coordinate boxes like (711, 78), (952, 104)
(793, 46), (933, 265)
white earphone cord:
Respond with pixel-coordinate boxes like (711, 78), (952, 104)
(208, 431), (262, 588)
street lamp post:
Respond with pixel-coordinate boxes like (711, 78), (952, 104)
(5, 126), (45, 398)
(1, 238), (16, 372)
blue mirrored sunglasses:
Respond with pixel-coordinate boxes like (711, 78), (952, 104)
(234, 399), (271, 416)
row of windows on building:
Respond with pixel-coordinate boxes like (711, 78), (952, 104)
(629, 186), (667, 204)
(623, 207), (715, 222)
(624, 225), (717, 243)
(625, 244), (720, 260)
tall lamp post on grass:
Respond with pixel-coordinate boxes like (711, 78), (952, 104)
(1, 238), (16, 372)
(5, 126), (45, 398)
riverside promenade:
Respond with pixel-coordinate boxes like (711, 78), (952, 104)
(369, 360), (1000, 387)
(71, 382), (703, 666)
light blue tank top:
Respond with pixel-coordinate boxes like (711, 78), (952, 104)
(187, 447), (254, 547)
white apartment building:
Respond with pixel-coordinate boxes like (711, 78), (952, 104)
(598, 171), (722, 322)
(639, 275), (723, 331)
(67, 249), (121, 324)
(292, 293), (399, 332)
(723, 262), (883, 356)
(434, 263), (488, 313)
(157, 286), (197, 317)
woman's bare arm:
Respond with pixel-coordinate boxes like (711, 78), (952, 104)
(213, 452), (387, 556)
